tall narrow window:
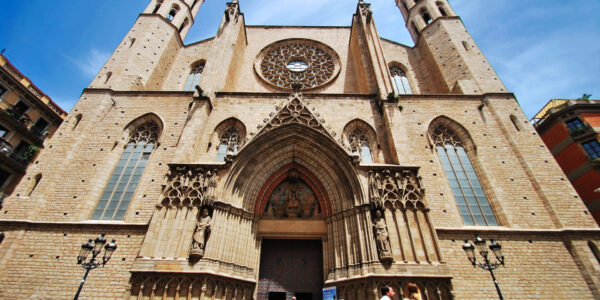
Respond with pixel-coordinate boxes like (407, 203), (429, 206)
(216, 127), (240, 162)
(179, 18), (189, 33)
(92, 121), (160, 220)
(28, 173), (42, 196)
(437, 2), (448, 16)
(167, 5), (179, 22)
(510, 115), (521, 131)
(184, 62), (205, 91)
(582, 140), (600, 160)
(589, 241), (600, 266)
(432, 124), (498, 226)
(421, 9), (433, 24)
(349, 129), (373, 163)
(390, 65), (413, 95)
(152, 0), (163, 14)
(411, 22), (420, 35)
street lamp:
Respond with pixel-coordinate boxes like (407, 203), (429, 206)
(462, 235), (505, 300)
(73, 233), (117, 300)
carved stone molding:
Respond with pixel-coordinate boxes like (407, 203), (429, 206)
(367, 166), (426, 210)
(249, 92), (340, 144)
(334, 276), (454, 300)
(224, 1), (240, 23)
(127, 272), (255, 300)
(358, 1), (372, 23)
(161, 164), (220, 208)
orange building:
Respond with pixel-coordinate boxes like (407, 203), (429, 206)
(533, 99), (600, 224)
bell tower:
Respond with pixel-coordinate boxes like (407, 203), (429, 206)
(396, 0), (506, 94)
(89, 0), (204, 91)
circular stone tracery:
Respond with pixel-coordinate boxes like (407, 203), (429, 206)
(255, 39), (341, 91)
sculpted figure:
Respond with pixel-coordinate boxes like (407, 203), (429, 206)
(190, 208), (211, 259)
(373, 210), (393, 261)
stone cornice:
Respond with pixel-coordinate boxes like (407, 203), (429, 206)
(436, 226), (600, 237)
(215, 91), (377, 99)
(0, 219), (149, 230)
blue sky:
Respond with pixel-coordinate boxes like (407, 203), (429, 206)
(1, 1), (598, 118)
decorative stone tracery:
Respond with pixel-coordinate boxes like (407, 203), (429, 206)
(255, 39), (341, 91)
(251, 92), (338, 144)
(129, 121), (160, 144)
(368, 167), (425, 210)
(431, 124), (462, 147)
(366, 166), (442, 264)
(162, 165), (218, 208)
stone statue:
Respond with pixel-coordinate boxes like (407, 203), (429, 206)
(373, 210), (393, 261)
(190, 208), (211, 259)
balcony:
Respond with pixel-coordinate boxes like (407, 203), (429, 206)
(4, 107), (32, 128)
(0, 108), (44, 147)
(0, 138), (26, 173)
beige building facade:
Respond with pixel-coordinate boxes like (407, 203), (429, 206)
(1, 0), (600, 299)
(0, 54), (67, 201)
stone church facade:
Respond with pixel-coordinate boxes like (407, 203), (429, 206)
(1, 0), (599, 299)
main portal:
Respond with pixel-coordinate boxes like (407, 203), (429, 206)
(257, 239), (323, 300)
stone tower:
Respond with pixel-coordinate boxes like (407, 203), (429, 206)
(0, 1), (599, 299)
(397, 0), (505, 94)
(89, 0), (204, 91)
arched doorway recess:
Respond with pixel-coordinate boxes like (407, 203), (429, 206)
(215, 123), (380, 289)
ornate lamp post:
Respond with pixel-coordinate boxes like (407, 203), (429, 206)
(462, 235), (505, 300)
(73, 233), (117, 300)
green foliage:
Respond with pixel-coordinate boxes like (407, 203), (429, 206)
(578, 93), (592, 101)
(23, 145), (41, 162)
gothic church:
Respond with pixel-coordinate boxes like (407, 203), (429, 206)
(1, 0), (599, 299)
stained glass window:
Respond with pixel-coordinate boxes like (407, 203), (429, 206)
(432, 125), (498, 226)
(92, 121), (159, 220)
(390, 66), (412, 95)
(184, 63), (204, 91)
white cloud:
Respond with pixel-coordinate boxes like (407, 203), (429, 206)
(62, 48), (110, 78)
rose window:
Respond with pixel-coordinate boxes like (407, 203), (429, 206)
(255, 39), (341, 91)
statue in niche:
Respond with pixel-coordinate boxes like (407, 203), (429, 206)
(264, 176), (320, 218)
(373, 209), (393, 261)
(190, 208), (211, 259)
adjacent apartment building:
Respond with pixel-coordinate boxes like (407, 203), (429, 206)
(0, 54), (67, 200)
(533, 98), (600, 224)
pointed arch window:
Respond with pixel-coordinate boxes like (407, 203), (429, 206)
(421, 8), (433, 24)
(92, 121), (160, 220)
(436, 2), (448, 16)
(390, 65), (412, 95)
(152, 0), (163, 14)
(216, 127), (240, 162)
(167, 5), (179, 21)
(184, 62), (204, 91)
(178, 17), (189, 33)
(432, 125), (498, 226)
(349, 129), (373, 163)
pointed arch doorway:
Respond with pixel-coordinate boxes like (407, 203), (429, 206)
(255, 163), (328, 300)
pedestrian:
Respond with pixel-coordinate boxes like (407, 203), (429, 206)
(380, 286), (395, 300)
